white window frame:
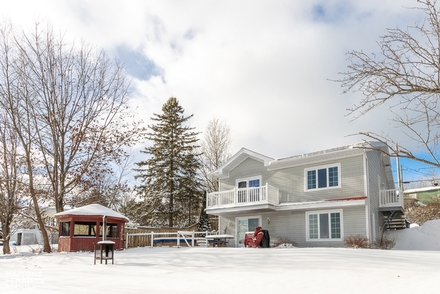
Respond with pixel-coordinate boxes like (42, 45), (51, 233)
(305, 209), (344, 241)
(304, 163), (341, 191)
(235, 176), (262, 188)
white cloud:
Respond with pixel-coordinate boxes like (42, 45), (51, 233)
(0, 0), (434, 164)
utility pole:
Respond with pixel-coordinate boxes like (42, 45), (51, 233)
(396, 144), (403, 191)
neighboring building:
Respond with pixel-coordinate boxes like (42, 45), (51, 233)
(404, 186), (440, 204)
(206, 142), (404, 247)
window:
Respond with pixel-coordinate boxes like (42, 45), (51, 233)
(236, 176), (261, 202)
(73, 222), (96, 237)
(100, 223), (118, 238)
(306, 210), (342, 241)
(60, 222), (70, 236)
(305, 164), (340, 190)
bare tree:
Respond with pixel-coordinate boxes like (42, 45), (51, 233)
(14, 23), (145, 213)
(72, 152), (135, 210)
(199, 118), (231, 193)
(336, 0), (440, 167)
(0, 112), (24, 254)
(0, 23), (52, 252)
(0, 21), (146, 252)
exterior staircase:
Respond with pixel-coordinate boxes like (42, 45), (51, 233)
(383, 211), (407, 230)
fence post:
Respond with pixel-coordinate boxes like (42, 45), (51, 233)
(126, 232), (129, 249)
(150, 231), (154, 248)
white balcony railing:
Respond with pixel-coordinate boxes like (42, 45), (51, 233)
(379, 189), (403, 209)
(207, 184), (279, 209)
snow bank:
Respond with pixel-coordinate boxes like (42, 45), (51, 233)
(388, 219), (440, 250)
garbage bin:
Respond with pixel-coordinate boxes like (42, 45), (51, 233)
(260, 229), (270, 248)
(94, 240), (115, 265)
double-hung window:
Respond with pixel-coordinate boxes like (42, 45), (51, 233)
(305, 164), (340, 190)
(306, 210), (343, 241)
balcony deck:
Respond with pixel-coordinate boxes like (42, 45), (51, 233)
(207, 186), (403, 212)
(379, 189), (404, 212)
(206, 184), (279, 209)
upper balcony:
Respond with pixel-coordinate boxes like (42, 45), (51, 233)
(206, 186), (403, 212)
(379, 189), (404, 212)
(206, 184), (279, 209)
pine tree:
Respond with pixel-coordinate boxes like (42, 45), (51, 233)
(197, 193), (212, 234)
(135, 97), (202, 227)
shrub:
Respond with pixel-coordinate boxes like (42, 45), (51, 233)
(344, 235), (371, 248)
(405, 199), (440, 226)
(377, 235), (396, 250)
(273, 236), (297, 247)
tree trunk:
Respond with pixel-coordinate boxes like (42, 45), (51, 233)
(32, 196), (52, 253)
(1, 221), (11, 255)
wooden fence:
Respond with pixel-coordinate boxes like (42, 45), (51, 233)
(125, 223), (202, 248)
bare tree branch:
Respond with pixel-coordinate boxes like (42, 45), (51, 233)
(335, 0), (440, 167)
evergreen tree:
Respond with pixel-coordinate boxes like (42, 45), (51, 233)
(135, 97), (202, 227)
(197, 193), (212, 234)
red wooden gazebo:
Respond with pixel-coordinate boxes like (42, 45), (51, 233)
(54, 204), (129, 252)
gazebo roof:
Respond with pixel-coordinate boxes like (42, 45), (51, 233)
(54, 203), (129, 221)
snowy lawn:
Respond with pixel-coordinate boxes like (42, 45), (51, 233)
(0, 246), (439, 294)
(2, 220), (440, 294)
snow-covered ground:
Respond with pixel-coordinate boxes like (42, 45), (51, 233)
(1, 220), (440, 294)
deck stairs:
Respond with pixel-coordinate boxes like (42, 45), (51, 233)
(383, 211), (406, 230)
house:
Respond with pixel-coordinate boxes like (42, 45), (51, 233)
(404, 186), (440, 204)
(206, 142), (404, 247)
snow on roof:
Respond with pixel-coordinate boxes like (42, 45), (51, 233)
(54, 203), (129, 221)
(404, 186), (440, 194)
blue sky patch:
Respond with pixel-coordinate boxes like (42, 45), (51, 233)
(116, 45), (162, 81)
(312, 3), (350, 24)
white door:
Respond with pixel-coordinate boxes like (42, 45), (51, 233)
(236, 216), (261, 247)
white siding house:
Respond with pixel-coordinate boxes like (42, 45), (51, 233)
(206, 142), (404, 247)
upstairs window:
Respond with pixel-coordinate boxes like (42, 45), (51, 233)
(305, 164), (340, 190)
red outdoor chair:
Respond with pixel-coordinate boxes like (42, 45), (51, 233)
(244, 226), (265, 248)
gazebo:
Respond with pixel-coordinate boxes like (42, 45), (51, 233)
(54, 204), (129, 252)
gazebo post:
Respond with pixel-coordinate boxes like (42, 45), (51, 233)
(102, 215), (107, 241)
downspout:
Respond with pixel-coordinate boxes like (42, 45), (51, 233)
(217, 178), (221, 233)
(363, 151), (371, 241)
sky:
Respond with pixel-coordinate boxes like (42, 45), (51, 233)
(1, 219), (440, 293)
(1, 0), (438, 184)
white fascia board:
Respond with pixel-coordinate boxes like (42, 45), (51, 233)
(274, 199), (366, 211)
(205, 199), (366, 215)
(205, 203), (275, 215)
(267, 149), (364, 171)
